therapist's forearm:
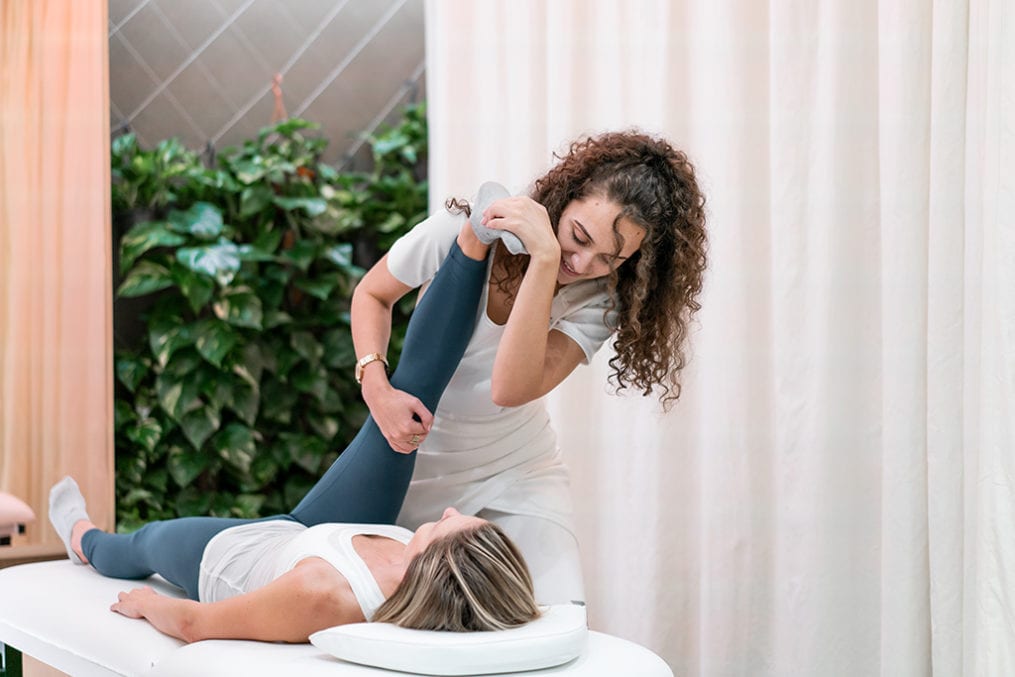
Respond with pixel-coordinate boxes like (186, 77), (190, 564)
(490, 255), (558, 406)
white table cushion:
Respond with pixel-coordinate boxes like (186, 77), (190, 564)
(0, 560), (672, 676)
(0, 560), (184, 676)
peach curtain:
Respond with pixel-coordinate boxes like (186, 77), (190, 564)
(0, 1), (113, 551)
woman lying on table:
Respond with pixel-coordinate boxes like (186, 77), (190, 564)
(47, 222), (539, 643)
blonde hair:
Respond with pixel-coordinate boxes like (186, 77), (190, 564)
(373, 522), (540, 631)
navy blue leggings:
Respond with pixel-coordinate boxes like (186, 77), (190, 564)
(82, 243), (487, 600)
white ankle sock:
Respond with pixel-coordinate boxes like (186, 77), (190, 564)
(48, 476), (90, 564)
(470, 182), (528, 255)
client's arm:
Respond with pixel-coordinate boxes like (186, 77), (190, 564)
(111, 557), (359, 643)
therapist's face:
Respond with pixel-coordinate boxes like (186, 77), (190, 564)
(555, 195), (645, 285)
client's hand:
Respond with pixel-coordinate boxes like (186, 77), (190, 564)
(363, 382), (433, 454)
(110, 585), (159, 619)
(111, 585), (199, 642)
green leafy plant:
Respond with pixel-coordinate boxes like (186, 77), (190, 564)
(112, 105), (427, 531)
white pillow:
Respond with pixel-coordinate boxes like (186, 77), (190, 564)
(310, 604), (588, 675)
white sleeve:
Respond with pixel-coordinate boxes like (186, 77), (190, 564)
(385, 206), (464, 288)
(551, 293), (618, 365)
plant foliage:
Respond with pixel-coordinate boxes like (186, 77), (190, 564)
(112, 105), (427, 531)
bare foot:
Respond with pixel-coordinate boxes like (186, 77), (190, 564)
(70, 519), (96, 564)
(457, 219), (491, 261)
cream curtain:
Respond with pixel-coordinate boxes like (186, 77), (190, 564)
(425, 1), (1014, 675)
(0, 1), (113, 550)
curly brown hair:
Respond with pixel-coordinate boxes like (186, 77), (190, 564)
(451, 131), (707, 407)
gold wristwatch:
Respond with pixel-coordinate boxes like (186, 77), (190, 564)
(355, 353), (389, 384)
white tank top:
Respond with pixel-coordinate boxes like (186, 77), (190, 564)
(198, 521), (412, 620)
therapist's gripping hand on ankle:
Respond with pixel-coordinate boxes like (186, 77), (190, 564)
(360, 369), (433, 453)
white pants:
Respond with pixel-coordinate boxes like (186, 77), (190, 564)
(478, 509), (586, 605)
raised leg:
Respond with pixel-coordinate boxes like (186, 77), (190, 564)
(289, 239), (488, 526)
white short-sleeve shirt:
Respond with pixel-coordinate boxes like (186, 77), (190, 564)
(385, 202), (619, 534)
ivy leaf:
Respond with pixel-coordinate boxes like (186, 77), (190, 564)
(193, 319), (238, 368)
(272, 196), (327, 217)
(206, 373), (259, 428)
(321, 243), (363, 276)
(120, 221), (187, 270)
(116, 452), (147, 486)
(126, 417), (163, 453)
(290, 331), (323, 365)
(232, 362), (260, 392)
(111, 132), (137, 158)
(213, 287), (263, 329)
(235, 242), (276, 263)
(318, 386), (347, 414)
(261, 378), (298, 424)
(116, 354), (149, 392)
(261, 119), (318, 139)
(175, 486), (213, 516)
(322, 328), (357, 368)
(304, 208), (345, 237)
(237, 343), (266, 384)
(377, 212), (406, 233)
(276, 346), (301, 378)
(294, 272), (341, 300)
(231, 159), (267, 185)
(206, 379), (232, 414)
(148, 318), (192, 368)
(282, 475), (315, 509)
(214, 423), (256, 474)
(231, 494), (265, 518)
(192, 168), (241, 193)
(180, 407), (220, 451)
(265, 160), (297, 182)
(308, 162), (333, 182)
(308, 415), (339, 440)
(290, 363), (328, 401)
(167, 202), (224, 239)
(312, 208), (362, 235)
(114, 399), (137, 431)
(172, 265), (215, 313)
(278, 432), (326, 474)
(163, 349), (202, 379)
(251, 339), (280, 375)
(167, 445), (210, 488)
(372, 131), (409, 157)
(155, 371), (203, 422)
(144, 467), (170, 494)
(177, 238), (243, 287)
(239, 186), (273, 218)
(249, 454), (279, 489)
(118, 261), (174, 297)
(120, 487), (156, 508)
(279, 239), (317, 271)
(252, 228), (284, 256)
(229, 382), (259, 426)
(263, 309), (293, 329)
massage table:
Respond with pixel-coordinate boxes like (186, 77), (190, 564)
(0, 560), (672, 676)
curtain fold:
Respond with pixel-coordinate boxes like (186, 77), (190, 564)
(0, 1), (113, 549)
(425, 1), (1013, 674)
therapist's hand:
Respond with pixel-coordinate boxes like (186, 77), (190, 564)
(361, 374), (433, 453)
